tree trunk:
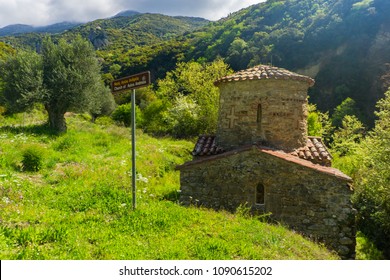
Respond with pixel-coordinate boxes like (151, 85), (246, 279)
(46, 105), (67, 133)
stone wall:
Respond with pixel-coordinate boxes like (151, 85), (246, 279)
(178, 147), (356, 259)
(216, 80), (309, 152)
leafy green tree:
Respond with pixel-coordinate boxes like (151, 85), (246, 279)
(354, 89), (390, 258)
(226, 37), (251, 70)
(41, 36), (106, 132)
(307, 103), (333, 143)
(332, 115), (365, 156)
(163, 95), (201, 138)
(150, 59), (232, 137)
(331, 97), (361, 128)
(0, 50), (45, 113)
(142, 99), (170, 135)
(0, 36), (108, 132)
(89, 85), (116, 122)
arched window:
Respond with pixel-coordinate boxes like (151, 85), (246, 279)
(257, 104), (262, 124)
(256, 183), (265, 205)
(257, 104), (263, 137)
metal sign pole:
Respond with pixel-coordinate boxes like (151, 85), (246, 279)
(131, 89), (136, 210)
(111, 71), (150, 211)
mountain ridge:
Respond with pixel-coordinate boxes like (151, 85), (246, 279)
(0, 22), (82, 37)
(0, 10), (209, 37)
(1, 0), (390, 126)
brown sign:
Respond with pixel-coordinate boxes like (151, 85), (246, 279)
(111, 71), (151, 93)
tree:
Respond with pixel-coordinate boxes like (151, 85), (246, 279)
(331, 97), (361, 128)
(354, 89), (390, 258)
(41, 36), (106, 132)
(307, 103), (333, 144)
(89, 85), (116, 122)
(0, 50), (45, 113)
(149, 59), (232, 138)
(0, 36), (108, 132)
(332, 115), (365, 156)
(226, 38), (251, 70)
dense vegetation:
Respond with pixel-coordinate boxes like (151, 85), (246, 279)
(182, 0), (390, 127)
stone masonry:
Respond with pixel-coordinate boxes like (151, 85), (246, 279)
(178, 65), (356, 259)
(215, 65), (314, 152)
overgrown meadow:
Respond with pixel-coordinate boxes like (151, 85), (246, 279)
(1, 110), (340, 260)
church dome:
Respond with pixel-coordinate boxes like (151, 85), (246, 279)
(215, 65), (315, 87)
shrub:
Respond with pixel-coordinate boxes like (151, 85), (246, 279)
(111, 103), (143, 127)
(21, 144), (46, 172)
(142, 99), (170, 135)
(164, 96), (201, 138)
(95, 116), (115, 126)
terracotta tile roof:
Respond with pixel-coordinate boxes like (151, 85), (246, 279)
(215, 64), (315, 87)
(192, 135), (224, 156)
(180, 144), (351, 182)
(291, 137), (332, 167)
(192, 135), (331, 166)
(257, 147), (351, 182)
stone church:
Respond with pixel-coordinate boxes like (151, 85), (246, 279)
(177, 65), (356, 259)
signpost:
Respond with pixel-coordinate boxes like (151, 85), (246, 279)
(112, 71), (151, 210)
(111, 71), (151, 93)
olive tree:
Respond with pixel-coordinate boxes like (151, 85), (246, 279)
(0, 50), (44, 113)
(0, 36), (110, 132)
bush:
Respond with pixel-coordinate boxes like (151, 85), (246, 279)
(95, 116), (115, 126)
(22, 144), (46, 172)
(164, 96), (201, 138)
(142, 99), (170, 135)
(111, 103), (143, 127)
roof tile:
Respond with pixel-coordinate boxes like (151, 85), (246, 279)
(192, 135), (332, 167)
(291, 137), (332, 167)
(192, 135), (224, 156)
(215, 64), (315, 87)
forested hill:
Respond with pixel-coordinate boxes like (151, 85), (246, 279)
(94, 0), (390, 126)
(62, 13), (209, 50)
(182, 0), (390, 125)
(0, 12), (210, 82)
(0, 12), (209, 50)
(2, 0), (390, 125)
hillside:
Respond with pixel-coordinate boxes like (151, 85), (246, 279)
(61, 13), (209, 49)
(180, 0), (390, 125)
(0, 112), (338, 260)
(96, 0), (390, 126)
(0, 12), (209, 79)
(1, 0), (389, 125)
(0, 12), (209, 52)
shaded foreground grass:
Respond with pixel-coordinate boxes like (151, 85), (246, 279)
(0, 114), (338, 260)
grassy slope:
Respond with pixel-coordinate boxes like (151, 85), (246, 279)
(0, 112), (338, 260)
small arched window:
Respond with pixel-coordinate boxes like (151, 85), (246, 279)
(256, 183), (265, 205)
(257, 104), (262, 124)
(257, 104), (263, 137)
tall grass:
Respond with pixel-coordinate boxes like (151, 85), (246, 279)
(0, 114), (339, 260)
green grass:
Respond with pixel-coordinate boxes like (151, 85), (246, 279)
(0, 113), (339, 260)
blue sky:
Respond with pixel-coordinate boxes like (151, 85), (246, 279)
(0, 0), (266, 28)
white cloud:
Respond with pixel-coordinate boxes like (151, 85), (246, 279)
(0, 0), (265, 27)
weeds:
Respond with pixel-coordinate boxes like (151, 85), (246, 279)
(21, 144), (46, 172)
